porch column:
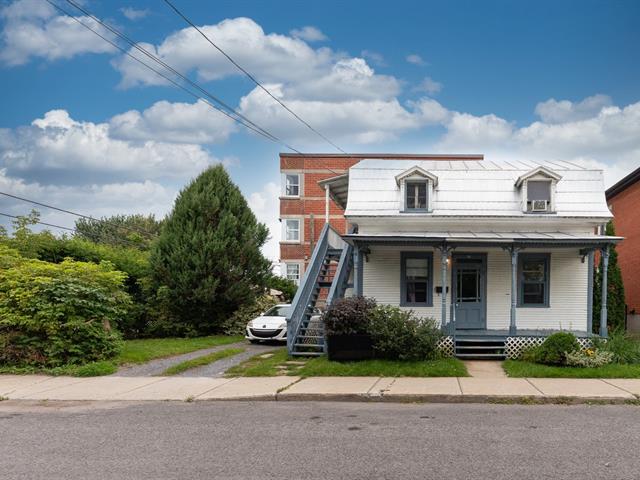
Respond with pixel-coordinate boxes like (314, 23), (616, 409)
(510, 247), (518, 335)
(587, 250), (594, 334)
(600, 246), (610, 338)
(324, 185), (330, 224)
(353, 247), (362, 296)
(439, 247), (450, 334)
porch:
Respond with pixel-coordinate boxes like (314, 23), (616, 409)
(343, 231), (621, 339)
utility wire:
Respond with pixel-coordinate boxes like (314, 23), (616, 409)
(0, 191), (157, 240)
(162, 0), (348, 155)
(59, 0), (301, 151)
(0, 212), (147, 249)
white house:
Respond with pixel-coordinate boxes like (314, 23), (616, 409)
(287, 158), (621, 358)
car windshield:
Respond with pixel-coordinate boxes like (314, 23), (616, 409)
(263, 306), (291, 317)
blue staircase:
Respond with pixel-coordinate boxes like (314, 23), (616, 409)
(287, 224), (353, 356)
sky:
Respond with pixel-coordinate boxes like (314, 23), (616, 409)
(0, 0), (639, 261)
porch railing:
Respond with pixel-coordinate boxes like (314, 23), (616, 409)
(326, 243), (353, 306)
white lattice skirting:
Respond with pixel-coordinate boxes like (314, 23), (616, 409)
(437, 336), (455, 357)
(505, 336), (593, 359)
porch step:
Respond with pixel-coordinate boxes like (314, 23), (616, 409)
(455, 337), (506, 360)
(291, 351), (324, 357)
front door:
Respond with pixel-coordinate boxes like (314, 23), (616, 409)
(452, 254), (487, 330)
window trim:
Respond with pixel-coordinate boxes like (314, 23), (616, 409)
(403, 180), (429, 212)
(281, 172), (302, 198)
(283, 218), (301, 243)
(400, 251), (434, 307)
(284, 262), (302, 285)
(517, 253), (550, 308)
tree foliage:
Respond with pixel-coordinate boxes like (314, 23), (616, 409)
(75, 214), (162, 250)
(0, 245), (127, 367)
(149, 165), (272, 336)
(265, 274), (297, 302)
(593, 221), (626, 334)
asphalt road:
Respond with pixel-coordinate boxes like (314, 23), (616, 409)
(1, 401), (639, 480)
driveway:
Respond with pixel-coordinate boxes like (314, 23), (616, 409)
(115, 341), (281, 377)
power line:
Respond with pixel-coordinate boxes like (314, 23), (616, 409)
(58, 0), (302, 152)
(162, 0), (348, 155)
(0, 191), (157, 240)
(0, 212), (147, 249)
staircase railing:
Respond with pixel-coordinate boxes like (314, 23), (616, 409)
(287, 224), (329, 353)
(326, 244), (353, 307)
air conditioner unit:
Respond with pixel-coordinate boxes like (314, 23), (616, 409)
(531, 200), (549, 212)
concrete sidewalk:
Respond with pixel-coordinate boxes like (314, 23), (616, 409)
(1, 375), (639, 403)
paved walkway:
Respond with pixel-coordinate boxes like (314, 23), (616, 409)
(464, 361), (507, 378)
(114, 341), (279, 377)
(2, 375), (639, 403)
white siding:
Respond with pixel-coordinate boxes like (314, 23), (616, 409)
(362, 246), (588, 332)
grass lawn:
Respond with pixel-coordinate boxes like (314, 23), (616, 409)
(226, 348), (468, 377)
(161, 347), (245, 376)
(503, 360), (640, 378)
(0, 335), (244, 377)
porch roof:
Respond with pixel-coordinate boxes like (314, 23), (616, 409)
(343, 231), (622, 248)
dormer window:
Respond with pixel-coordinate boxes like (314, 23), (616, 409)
(395, 166), (438, 213)
(526, 180), (551, 212)
(406, 181), (427, 210)
(515, 166), (562, 214)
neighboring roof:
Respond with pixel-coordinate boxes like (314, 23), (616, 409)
(318, 174), (349, 209)
(280, 153), (484, 160)
(344, 159), (612, 219)
(606, 165), (640, 200)
(394, 166), (438, 186)
(515, 165), (563, 187)
(344, 231), (622, 247)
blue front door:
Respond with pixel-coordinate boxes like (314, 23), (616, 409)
(453, 254), (487, 330)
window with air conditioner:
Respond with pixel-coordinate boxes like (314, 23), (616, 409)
(527, 180), (551, 212)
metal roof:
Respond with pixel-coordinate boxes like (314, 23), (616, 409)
(343, 159), (612, 219)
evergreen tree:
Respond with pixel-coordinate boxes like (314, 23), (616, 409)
(593, 221), (626, 334)
(149, 165), (271, 335)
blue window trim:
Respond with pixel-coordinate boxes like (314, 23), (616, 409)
(517, 253), (550, 308)
(403, 180), (429, 213)
(400, 251), (434, 307)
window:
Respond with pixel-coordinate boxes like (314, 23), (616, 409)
(405, 182), (427, 210)
(400, 252), (433, 306)
(284, 219), (300, 242)
(285, 263), (300, 285)
(526, 180), (551, 212)
(284, 174), (300, 197)
(518, 253), (550, 307)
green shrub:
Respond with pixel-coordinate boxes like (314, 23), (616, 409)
(323, 296), (376, 336)
(0, 254), (128, 367)
(369, 305), (441, 361)
(565, 348), (614, 368)
(523, 332), (581, 366)
(593, 331), (640, 364)
(221, 294), (278, 335)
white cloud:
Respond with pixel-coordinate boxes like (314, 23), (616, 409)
(414, 76), (442, 95)
(361, 50), (386, 67)
(109, 99), (236, 144)
(406, 53), (427, 66)
(289, 25), (327, 42)
(0, 109), (220, 184)
(534, 94), (612, 124)
(247, 182), (280, 262)
(120, 7), (149, 21)
(0, 0), (117, 66)
(435, 96), (640, 187)
(112, 17), (338, 88)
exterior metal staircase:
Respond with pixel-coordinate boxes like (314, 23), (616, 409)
(287, 224), (353, 356)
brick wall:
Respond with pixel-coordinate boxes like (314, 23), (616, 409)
(608, 180), (640, 312)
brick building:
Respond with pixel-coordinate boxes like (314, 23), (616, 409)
(606, 165), (640, 331)
(278, 153), (483, 284)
